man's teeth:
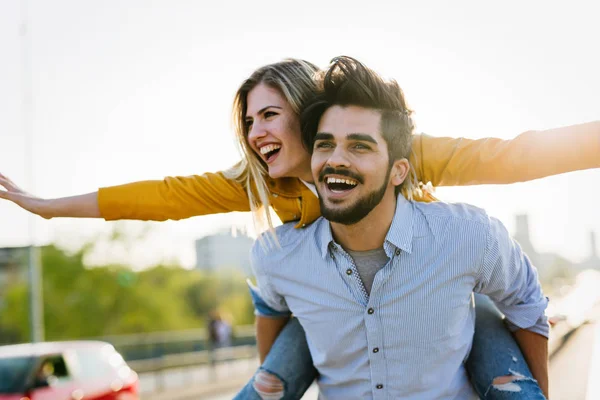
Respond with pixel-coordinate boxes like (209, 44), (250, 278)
(260, 144), (281, 155)
(326, 177), (357, 186)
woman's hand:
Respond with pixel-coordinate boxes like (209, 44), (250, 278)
(0, 172), (52, 218)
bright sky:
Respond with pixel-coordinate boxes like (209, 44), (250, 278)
(1, 0), (599, 269)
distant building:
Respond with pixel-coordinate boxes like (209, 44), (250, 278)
(579, 231), (600, 270)
(513, 214), (599, 273)
(194, 228), (254, 272)
(513, 214), (541, 266)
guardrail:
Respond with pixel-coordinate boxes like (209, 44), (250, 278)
(131, 345), (258, 393)
(91, 324), (256, 362)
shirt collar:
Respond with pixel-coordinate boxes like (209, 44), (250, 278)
(317, 195), (415, 259)
(384, 195), (414, 254)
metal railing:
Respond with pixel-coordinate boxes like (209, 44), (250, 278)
(93, 324), (255, 361)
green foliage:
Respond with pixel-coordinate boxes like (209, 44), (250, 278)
(0, 243), (254, 344)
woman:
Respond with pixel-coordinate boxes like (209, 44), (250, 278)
(1, 58), (598, 399)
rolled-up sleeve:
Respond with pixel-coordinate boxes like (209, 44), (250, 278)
(474, 216), (549, 338)
(250, 243), (291, 316)
(246, 279), (292, 318)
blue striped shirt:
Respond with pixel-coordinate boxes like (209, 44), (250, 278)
(251, 195), (548, 399)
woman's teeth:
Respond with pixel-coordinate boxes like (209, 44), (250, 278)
(260, 144), (281, 155)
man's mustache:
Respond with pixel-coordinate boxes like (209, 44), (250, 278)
(318, 167), (364, 184)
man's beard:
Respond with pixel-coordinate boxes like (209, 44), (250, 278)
(318, 167), (391, 225)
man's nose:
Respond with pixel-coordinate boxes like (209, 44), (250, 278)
(326, 147), (351, 168)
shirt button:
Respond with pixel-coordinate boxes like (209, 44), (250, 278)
(367, 308), (374, 315)
(302, 223), (306, 227)
(376, 384), (383, 389)
(395, 249), (401, 256)
(373, 347), (379, 353)
(346, 269), (352, 275)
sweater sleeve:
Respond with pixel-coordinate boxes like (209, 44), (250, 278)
(410, 120), (600, 187)
(98, 168), (251, 221)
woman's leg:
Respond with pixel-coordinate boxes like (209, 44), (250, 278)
(234, 317), (316, 400)
(467, 293), (546, 399)
(234, 281), (316, 399)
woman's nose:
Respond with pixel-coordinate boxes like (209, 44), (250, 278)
(248, 121), (267, 142)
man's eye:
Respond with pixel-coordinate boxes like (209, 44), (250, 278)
(315, 142), (334, 149)
(353, 143), (371, 150)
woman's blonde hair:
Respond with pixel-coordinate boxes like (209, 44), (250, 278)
(225, 59), (321, 236)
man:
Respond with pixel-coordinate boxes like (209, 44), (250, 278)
(251, 56), (549, 399)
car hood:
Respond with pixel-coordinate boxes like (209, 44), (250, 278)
(0, 394), (25, 400)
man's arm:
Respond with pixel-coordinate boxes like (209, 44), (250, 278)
(475, 216), (550, 395)
(248, 244), (293, 363)
(256, 315), (290, 363)
(513, 329), (549, 398)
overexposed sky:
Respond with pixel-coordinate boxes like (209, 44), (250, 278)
(1, 0), (599, 268)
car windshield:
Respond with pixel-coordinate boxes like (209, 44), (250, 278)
(0, 356), (35, 393)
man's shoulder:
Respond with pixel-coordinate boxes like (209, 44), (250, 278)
(414, 200), (491, 229)
(251, 218), (325, 262)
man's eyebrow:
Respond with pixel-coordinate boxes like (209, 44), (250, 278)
(347, 133), (378, 144)
(314, 132), (334, 141)
(245, 105), (283, 119)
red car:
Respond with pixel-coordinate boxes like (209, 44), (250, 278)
(0, 341), (138, 400)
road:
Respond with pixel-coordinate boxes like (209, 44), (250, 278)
(205, 308), (600, 400)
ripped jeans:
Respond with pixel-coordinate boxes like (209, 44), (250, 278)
(234, 290), (546, 400)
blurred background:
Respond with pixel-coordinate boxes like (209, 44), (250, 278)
(0, 1), (599, 399)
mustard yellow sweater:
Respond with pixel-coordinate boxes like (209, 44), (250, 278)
(98, 122), (600, 228)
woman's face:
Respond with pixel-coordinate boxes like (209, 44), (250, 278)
(246, 83), (312, 182)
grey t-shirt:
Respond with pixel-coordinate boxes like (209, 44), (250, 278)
(347, 248), (390, 295)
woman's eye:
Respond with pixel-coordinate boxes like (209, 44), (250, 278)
(264, 111), (278, 119)
(245, 120), (253, 129)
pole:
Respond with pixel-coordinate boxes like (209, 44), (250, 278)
(20, 0), (44, 343)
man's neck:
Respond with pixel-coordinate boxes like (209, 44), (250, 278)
(329, 194), (397, 252)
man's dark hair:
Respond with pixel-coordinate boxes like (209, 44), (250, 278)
(301, 56), (414, 171)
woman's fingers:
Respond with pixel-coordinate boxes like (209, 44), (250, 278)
(0, 187), (17, 202)
(0, 175), (21, 193)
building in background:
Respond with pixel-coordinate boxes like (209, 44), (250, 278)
(579, 231), (600, 270)
(513, 214), (599, 286)
(194, 227), (254, 273)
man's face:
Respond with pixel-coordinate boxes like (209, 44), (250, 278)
(311, 105), (396, 225)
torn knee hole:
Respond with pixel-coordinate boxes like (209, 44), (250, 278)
(492, 375), (520, 385)
(253, 371), (285, 399)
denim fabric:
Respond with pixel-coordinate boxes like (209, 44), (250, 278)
(468, 293), (547, 399)
(234, 317), (317, 400)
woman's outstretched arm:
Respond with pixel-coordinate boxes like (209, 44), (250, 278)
(411, 120), (600, 187)
(0, 168), (251, 221)
(0, 173), (100, 219)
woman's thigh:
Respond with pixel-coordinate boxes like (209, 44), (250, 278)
(467, 293), (546, 399)
(234, 317), (317, 400)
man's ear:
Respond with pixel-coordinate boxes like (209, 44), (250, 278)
(390, 158), (410, 187)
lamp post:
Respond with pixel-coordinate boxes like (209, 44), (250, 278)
(21, 0), (44, 343)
